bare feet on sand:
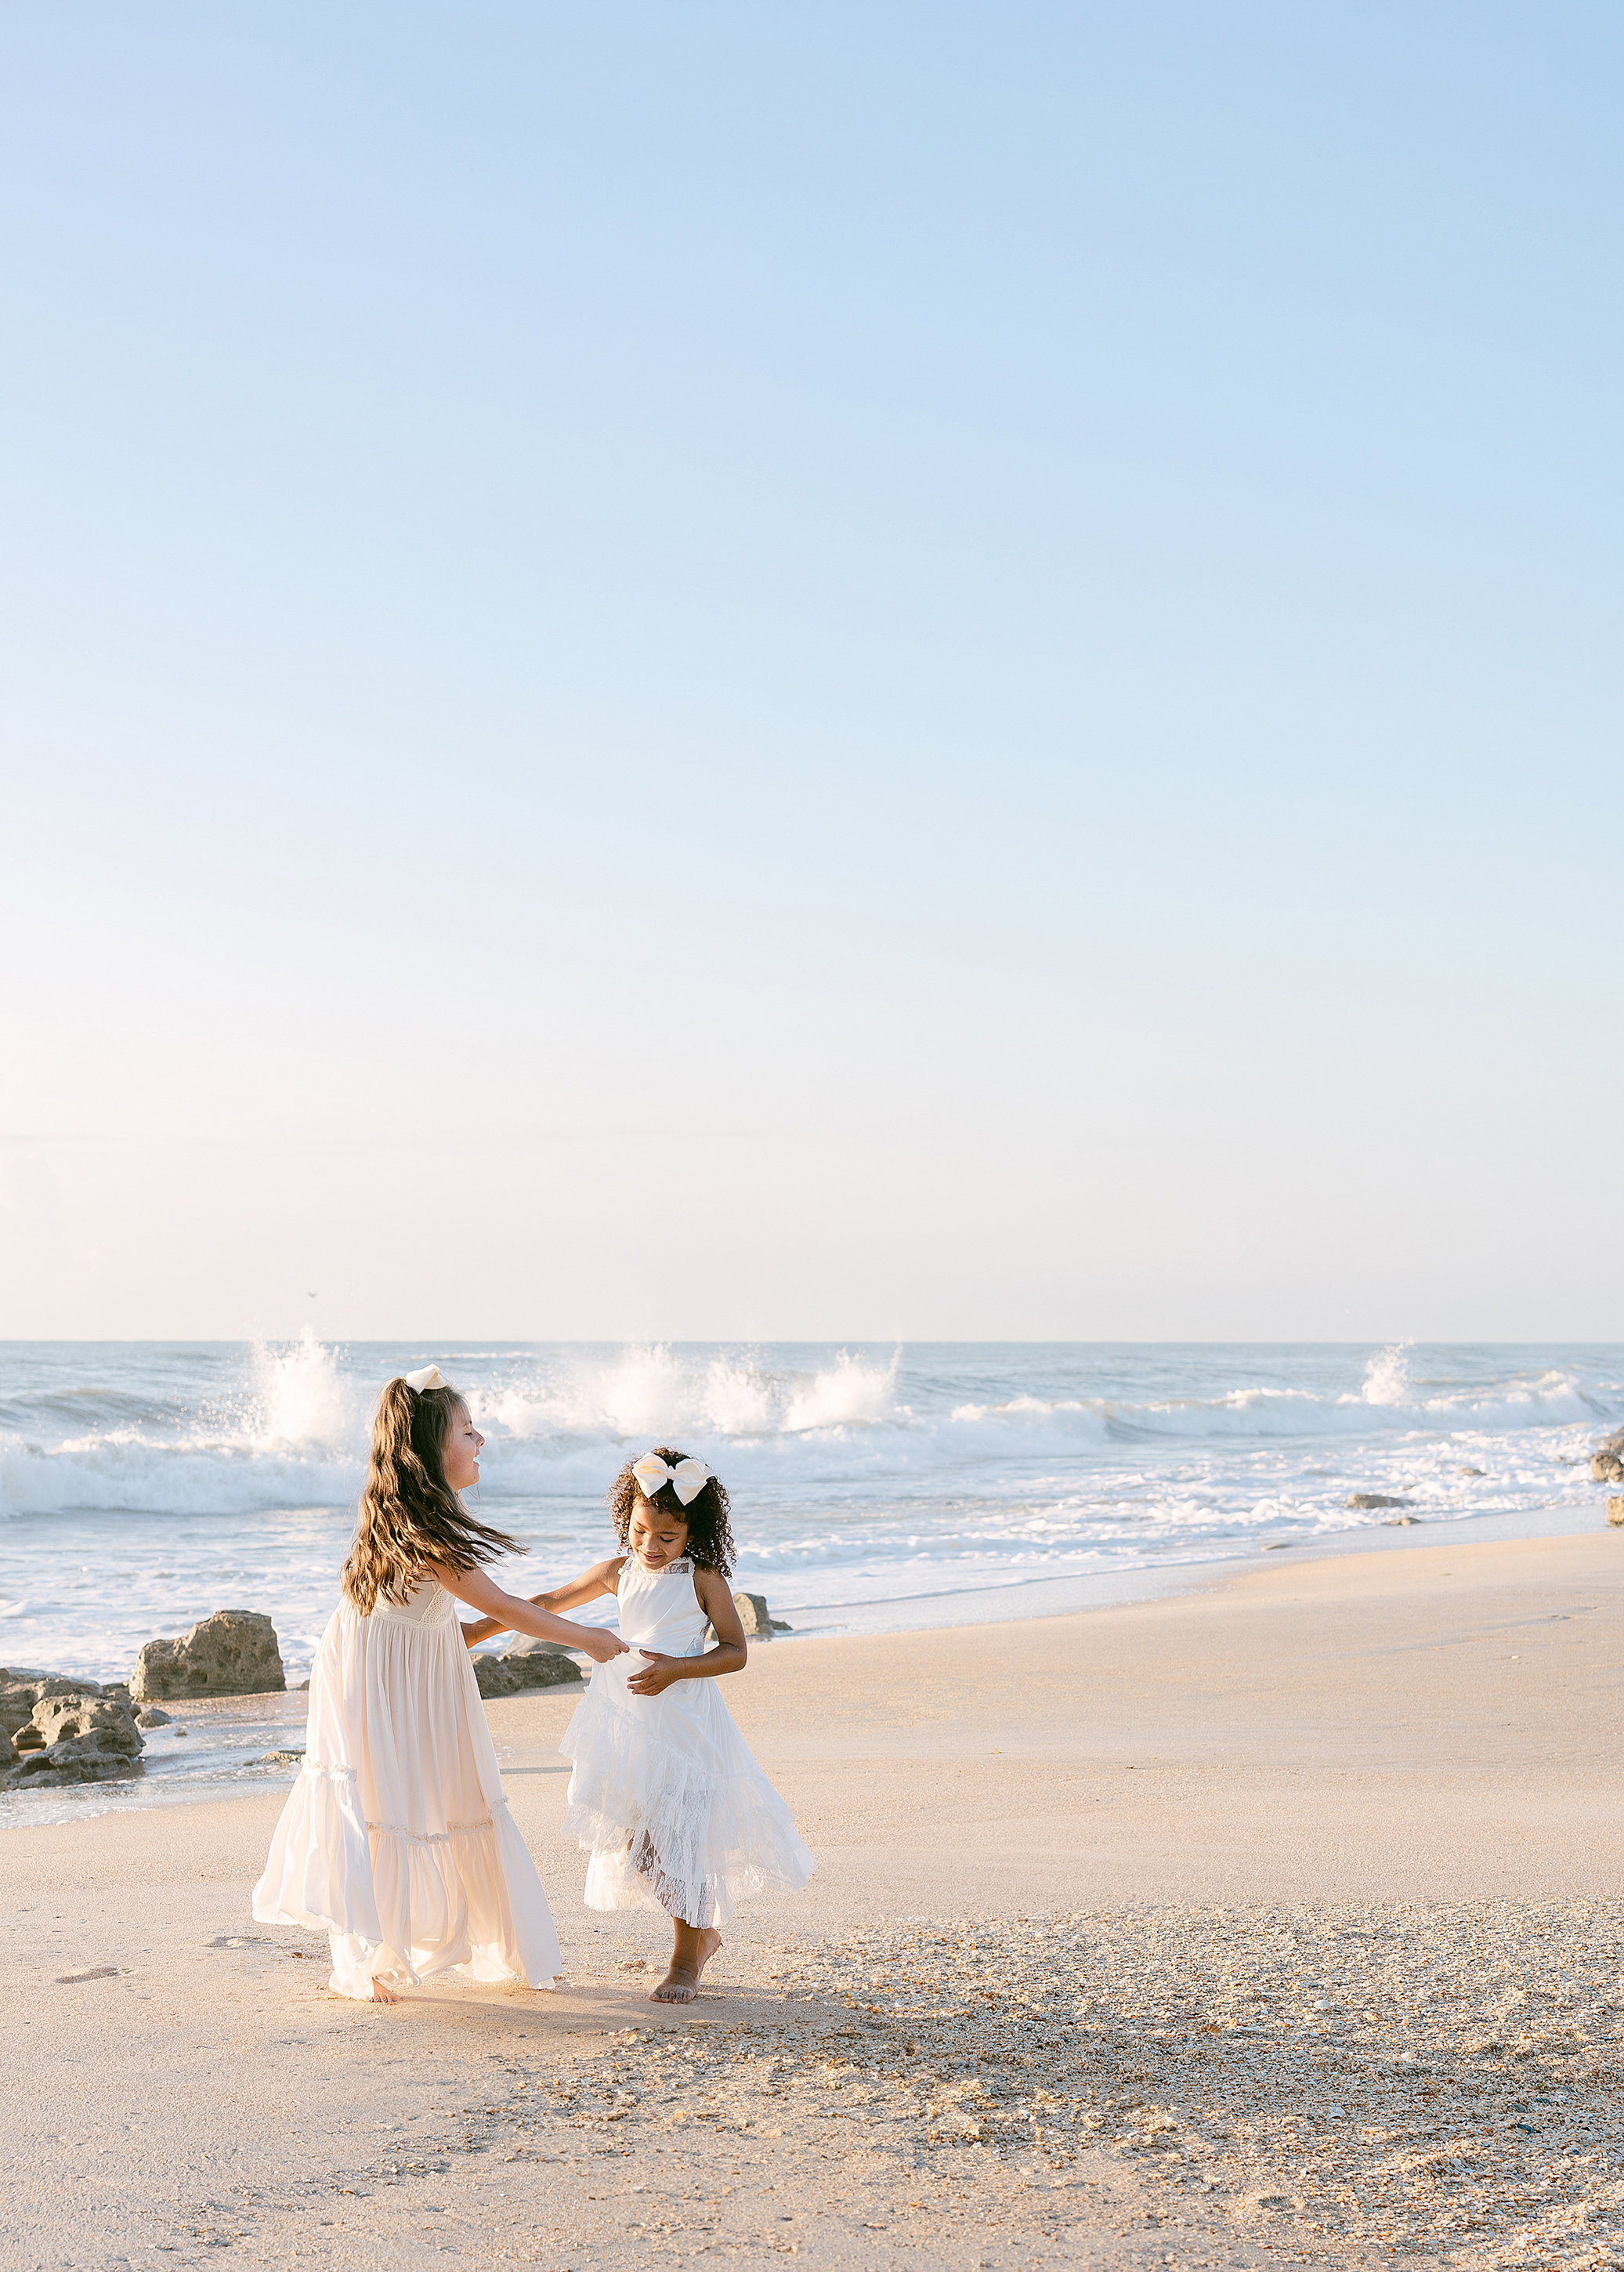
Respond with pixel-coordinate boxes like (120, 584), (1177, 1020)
(369, 1976), (400, 2004)
(650, 1926), (722, 2004)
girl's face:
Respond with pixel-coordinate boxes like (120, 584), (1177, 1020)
(628, 1496), (689, 1570)
(442, 1403), (485, 1492)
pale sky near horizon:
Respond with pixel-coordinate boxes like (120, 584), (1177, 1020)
(1, 3), (1620, 1344)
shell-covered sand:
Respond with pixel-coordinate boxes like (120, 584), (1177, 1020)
(403, 1901), (1618, 2268)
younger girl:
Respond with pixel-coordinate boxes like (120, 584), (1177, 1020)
(465, 1447), (815, 2003)
(252, 1366), (627, 2001)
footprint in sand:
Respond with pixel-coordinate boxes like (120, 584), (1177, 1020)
(56, 1966), (121, 1983)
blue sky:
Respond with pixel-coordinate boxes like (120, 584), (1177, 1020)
(2, 3), (1619, 1339)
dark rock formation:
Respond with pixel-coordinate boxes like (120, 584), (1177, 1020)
(472, 1653), (522, 1698)
(0, 1690), (144, 1789)
(0, 1670), (98, 1741)
(131, 1611), (285, 1701)
(501, 1637), (585, 1687)
(1591, 1428), (1624, 1484)
(732, 1591), (791, 1636)
(472, 1641), (584, 1698)
(1347, 1494), (1413, 1511)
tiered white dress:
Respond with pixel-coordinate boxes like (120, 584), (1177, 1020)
(559, 1557), (816, 1926)
(251, 1578), (561, 2001)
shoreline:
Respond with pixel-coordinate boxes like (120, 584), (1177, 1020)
(3, 1508), (1619, 1833)
(7, 1474), (1614, 1688)
(766, 1487), (1619, 1642)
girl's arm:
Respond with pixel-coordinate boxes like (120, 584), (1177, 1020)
(460, 1557), (622, 1646)
(625, 1568), (747, 1696)
(428, 1560), (628, 1664)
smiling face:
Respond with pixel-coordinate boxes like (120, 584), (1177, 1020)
(628, 1493), (690, 1570)
(440, 1400), (485, 1492)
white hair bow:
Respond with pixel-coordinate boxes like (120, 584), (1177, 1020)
(402, 1366), (444, 1394)
(631, 1452), (711, 1506)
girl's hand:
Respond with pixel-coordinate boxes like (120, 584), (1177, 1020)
(576, 1626), (630, 1666)
(626, 1649), (684, 1696)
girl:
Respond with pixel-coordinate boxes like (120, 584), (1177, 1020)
(463, 1447), (815, 2004)
(252, 1366), (627, 2002)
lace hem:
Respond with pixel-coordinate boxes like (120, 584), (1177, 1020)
(560, 1771), (815, 1929)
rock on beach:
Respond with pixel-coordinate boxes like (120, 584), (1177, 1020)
(1592, 1427), (1624, 1483)
(0, 1671), (145, 1789)
(475, 1641), (584, 1698)
(733, 1591), (791, 1635)
(0, 1670), (91, 1742)
(1346, 1493), (1413, 1511)
(130, 1611), (285, 1702)
(1608, 1496), (1624, 1529)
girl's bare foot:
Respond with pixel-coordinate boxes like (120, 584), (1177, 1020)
(650, 1926), (722, 2004)
(369, 1975), (400, 2004)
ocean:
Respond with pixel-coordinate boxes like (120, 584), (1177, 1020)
(4, 1336), (1619, 1694)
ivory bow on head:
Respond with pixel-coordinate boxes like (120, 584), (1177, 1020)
(631, 1452), (711, 1506)
(402, 1366), (444, 1395)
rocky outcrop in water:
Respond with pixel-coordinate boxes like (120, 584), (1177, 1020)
(1347, 1494), (1413, 1511)
(0, 1672), (145, 1789)
(131, 1610), (285, 1701)
(0, 1670), (95, 1743)
(1591, 1429), (1624, 1485)
(732, 1591), (791, 1636)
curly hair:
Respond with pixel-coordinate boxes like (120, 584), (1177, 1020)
(607, 1447), (736, 1579)
(342, 1376), (524, 1614)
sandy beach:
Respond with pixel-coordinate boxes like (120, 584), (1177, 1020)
(5, 1529), (1622, 2270)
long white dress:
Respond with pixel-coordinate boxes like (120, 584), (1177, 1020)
(559, 1556), (816, 1927)
(251, 1577), (561, 2001)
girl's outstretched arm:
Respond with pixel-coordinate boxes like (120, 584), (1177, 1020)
(626, 1568), (747, 1696)
(429, 1560), (628, 1664)
(459, 1557), (622, 1645)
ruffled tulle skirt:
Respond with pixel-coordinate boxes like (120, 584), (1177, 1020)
(559, 1655), (816, 1928)
(251, 1597), (562, 1999)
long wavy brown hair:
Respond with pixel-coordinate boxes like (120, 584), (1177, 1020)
(606, 1447), (736, 1578)
(342, 1376), (523, 1613)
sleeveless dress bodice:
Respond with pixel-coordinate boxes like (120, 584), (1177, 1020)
(614, 1557), (711, 1655)
(368, 1577), (457, 1627)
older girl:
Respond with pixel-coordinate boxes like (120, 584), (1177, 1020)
(252, 1366), (626, 2002)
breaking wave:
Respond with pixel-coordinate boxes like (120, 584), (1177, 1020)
(0, 1337), (1615, 1521)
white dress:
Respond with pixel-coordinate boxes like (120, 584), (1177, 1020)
(251, 1578), (562, 2001)
(559, 1557), (816, 1927)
